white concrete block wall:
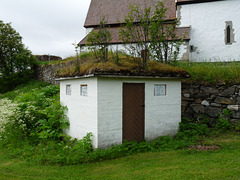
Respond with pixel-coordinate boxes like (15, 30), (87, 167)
(60, 77), (98, 148)
(97, 78), (123, 148)
(97, 77), (181, 148)
(145, 80), (181, 140)
(178, 0), (240, 62)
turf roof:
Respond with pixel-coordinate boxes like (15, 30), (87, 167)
(57, 58), (190, 79)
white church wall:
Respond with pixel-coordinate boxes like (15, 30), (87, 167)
(178, 0), (240, 62)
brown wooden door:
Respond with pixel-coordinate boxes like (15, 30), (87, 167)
(123, 83), (145, 142)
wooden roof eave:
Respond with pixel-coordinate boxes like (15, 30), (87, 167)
(56, 74), (190, 81)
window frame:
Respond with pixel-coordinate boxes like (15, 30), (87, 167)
(66, 84), (71, 95)
(80, 84), (88, 96)
(225, 21), (235, 45)
(154, 84), (167, 96)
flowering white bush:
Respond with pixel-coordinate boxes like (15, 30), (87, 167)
(15, 102), (37, 133)
(0, 98), (19, 134)
(0, 84), (68, 143)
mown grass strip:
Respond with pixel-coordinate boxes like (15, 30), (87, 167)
(177, 61), (240, 84)
(0, 133), (240, 180)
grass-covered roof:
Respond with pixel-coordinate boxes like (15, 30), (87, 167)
(56, 56), (190, 79)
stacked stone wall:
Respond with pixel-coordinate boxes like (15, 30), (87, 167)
(36, 55), (62, 62)
(35, 60), (76, 85)
(182, 83), (240, 124)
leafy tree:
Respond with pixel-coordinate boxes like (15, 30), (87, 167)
(149, 2), (182, 64)
(0, 20), (36, 92)
(119, 2), (182, 67)
(86, 17), (112, 61)
(119, 5), (151, 69)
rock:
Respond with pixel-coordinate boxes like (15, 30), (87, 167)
(182, 97), (195, 101)
(209, 95), (216, 100)
(201, 100), (210, 106)
(186, 108), (194, 116)
(216, 83), (226, 87)
(182, 88), (189, 94)
(237, 97), (240, 104)
(211, 103), (221, 107)
(232, 112), (240, 119)
(205, 107), (221, 118)
(182, 101), (189, 107)
(194, 88), (200, 94)
(188, 88), (195, 95)
(191, 85), (200, 89)
(215, 97), (236, 105)
(190, 104), (205, 114)
(227, 105), (239, 111)
(200, 86), (218, 95)
(183, 94), (190, 98)
(220, 86), (236, 97)
(230, 119), (240, 125)
(195, 99), (202, 104)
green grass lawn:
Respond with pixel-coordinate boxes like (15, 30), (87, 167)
(1, 133), (239, 180)
(177, 61), (240, 84)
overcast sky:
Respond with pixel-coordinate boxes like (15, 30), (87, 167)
(0, 0), (91, 58)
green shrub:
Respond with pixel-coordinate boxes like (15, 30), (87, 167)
(178, 117), (210, 137)
(0, 83), (69, 146)
(214, 109), (233, 132)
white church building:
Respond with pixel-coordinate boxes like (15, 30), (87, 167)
(177, 0), (240, 62)
(80, 0), (240, 62)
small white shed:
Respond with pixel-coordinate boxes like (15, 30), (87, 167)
(59, 75), (183, 148)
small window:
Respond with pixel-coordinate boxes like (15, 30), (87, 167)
(190, 45), (194, 52)
(80, 85), (88, 96)
(66, 85), (71, 95)
(154, 84), (166, 96)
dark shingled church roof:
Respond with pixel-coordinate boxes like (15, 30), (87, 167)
(84, 0), (176, 28)
(79, 0), (191, 47)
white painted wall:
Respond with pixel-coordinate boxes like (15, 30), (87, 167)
(178, 0), (240, 62)
(144, 80), (181, 140)
(97, 77), (182, 148)
(60, 77), (182, 148)
(60, 77), (99, 148)
(97, 78), (123, 148)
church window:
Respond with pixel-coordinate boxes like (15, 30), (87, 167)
(226, 26), (231, 44)
(225, 21), (235, 45)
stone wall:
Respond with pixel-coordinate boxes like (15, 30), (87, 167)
(182, 83), (240, 124)
(36, 55), (62, 62)
(35, 60), (76, 85)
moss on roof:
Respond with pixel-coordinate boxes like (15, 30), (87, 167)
(57, 57), (190, 79)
